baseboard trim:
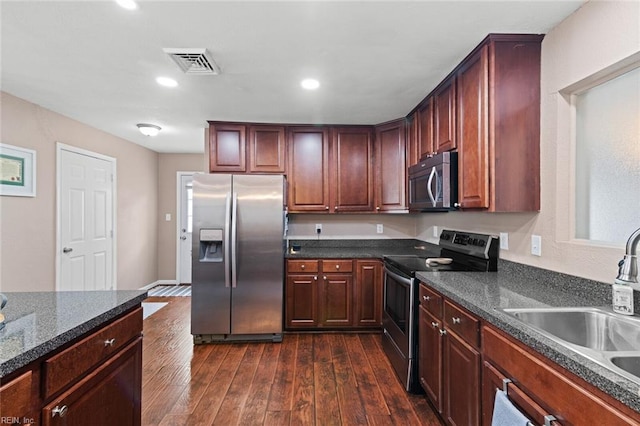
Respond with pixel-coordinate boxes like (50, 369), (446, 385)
(139, 279), (178, 290)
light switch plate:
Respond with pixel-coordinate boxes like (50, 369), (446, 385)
(531, 235), (542, 256)
(499, 232), (509, 250)
(165, 213), (171, 222)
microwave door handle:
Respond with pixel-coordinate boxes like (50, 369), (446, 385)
(435, 168), (442, 204)
(427, 166), (437, 207)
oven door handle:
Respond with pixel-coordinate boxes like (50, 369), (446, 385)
(384, 266), (413, 287)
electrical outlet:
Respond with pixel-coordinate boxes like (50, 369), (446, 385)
(531, 235), (542, 256)
(433, 226), (439, 238)
(315, 224), (322, 234)
(499, 232), (509, 250)
(376, 224), (384, 234)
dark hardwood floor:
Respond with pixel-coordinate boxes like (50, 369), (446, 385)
(141, 296), (442, 425)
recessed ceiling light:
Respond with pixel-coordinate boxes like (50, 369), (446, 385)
(137, 123), (161, 137)
(115, 0), (138, 10)
(156, 77), (178, 88)
(301, 78), (320, 90)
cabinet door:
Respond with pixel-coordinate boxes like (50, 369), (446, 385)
(457, 45), (490, 209)
(406, 113), (419, 166)
(43, 338), (142, 426)
(287, 127), (330, 212)
(418, 98), (435, 158)
(248, 125), (286, 173)
(375, 121), (407, 212)
(434, 77), (457, 152)
(0, 370), (38, 425)
(330, 127), (374, 212)
(285, 274), (318, 328)
(319, 273), (353, 327)
(354, 260), (382, 327)
(418, 306), (443, 413)
(209, 123), (246, 173)
(443, 330), (481, 426)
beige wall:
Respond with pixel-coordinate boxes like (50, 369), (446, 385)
(157, 153), (204, 281)
(416, 0), (640, 284)
(0, 92), (159, 291)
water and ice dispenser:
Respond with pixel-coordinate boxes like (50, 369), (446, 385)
(198, 229), (223, 262)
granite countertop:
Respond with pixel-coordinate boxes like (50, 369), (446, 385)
(0, 290), (147, 378)
(285, 238), (441, 259)
(416, 263), (640, 414)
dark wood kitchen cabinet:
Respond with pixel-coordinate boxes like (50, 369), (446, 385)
(418, 284), (481, 426)
(248, 125), (286, 173)
(287, 127), (331, 212)
(0, 369), (39, 424)
(456, 34), (543, 211)
(208, 123), (247, 172)
(286, 259), (382, 330)
(354, 260), (383, 327)
(374, 120), (407, 212)
(417, 98), (435, 159)
(330, 127), (375, 213)
(434, 77), (457, 153)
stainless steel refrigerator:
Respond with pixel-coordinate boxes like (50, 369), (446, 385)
(191, 173), (285, 343)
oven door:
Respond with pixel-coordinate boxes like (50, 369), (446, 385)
(382, 265), (416, 360)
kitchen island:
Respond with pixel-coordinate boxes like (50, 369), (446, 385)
(0, 290), (146, 425)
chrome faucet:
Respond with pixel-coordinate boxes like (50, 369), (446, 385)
(616, 227), (640, 284)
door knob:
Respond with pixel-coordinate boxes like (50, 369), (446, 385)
(63, 247), (73, 253)
(180, 236), (187, 240)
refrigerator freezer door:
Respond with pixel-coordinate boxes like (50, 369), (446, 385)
(231, 174), (284, 335)
(191, 174), (232, 335)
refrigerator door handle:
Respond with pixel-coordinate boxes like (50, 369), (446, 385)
(231, 192), (238, 288)
(224, 193), (231, 288)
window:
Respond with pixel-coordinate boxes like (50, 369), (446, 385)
(574, 65), (640, 244)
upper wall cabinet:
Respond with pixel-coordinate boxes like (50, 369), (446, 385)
(434, 77), (457, 153)
(330, 127), (375, 213)
(417, 98), (435, 159)
(456, 34), (543, 211)
(208, 122), (286, 174)
(208, 123), (246, 172)
(375, 120), (407, 212)
(287, 127), (331, 212)
(248, 125), (286, 173)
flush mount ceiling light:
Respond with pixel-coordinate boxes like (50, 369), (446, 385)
(301, 78), (320, 90)
(115, 0), (138, 10)
(156, 76), (178, 87)
(137, 123), (161, 137)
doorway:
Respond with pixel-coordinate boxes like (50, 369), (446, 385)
(57, 144), (116, 290)
(176, 172), (194, 284)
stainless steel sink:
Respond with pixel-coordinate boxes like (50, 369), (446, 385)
(503, 307), (640, 351)
(610, 356), (640, 378)
(502, 307), (640, 385)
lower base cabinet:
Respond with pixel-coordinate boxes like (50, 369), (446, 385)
(0, 307), (143, 426)
(285, 259), (382, 330)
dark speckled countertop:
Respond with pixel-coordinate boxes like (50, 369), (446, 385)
(416, 263), (640, 415)
(285, 238), (441, 259)
(0, 290), (147, 378)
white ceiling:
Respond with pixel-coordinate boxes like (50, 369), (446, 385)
(1, 0), (586, 153)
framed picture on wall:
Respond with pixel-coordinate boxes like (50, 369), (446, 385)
(0, 143), (36, 197)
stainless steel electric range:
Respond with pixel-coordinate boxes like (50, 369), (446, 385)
(382, 229), (499, 393)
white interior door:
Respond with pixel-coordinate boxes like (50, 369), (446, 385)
(179, 174), (193, 284)
(59, 147), (115, 290)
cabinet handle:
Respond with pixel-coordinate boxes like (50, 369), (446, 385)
(439, 329), (447, 336)
(301, 264), (305, 270)
(104, 338), (116, 347)
(335, 265), (340, 270)
(325, 206), (329, 210)
(423, 295), (431, 301)
(452, 317), (461, 324)
(52, 405), (68, 418)
(454, 202), (461, 208)
(376, 206), (380, 211)
(431, 321), (439, 328)
(323, 276), (327, 280)
(314, 276), (318, 281)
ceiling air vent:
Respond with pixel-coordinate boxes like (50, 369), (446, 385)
(163, 48), (220, 75)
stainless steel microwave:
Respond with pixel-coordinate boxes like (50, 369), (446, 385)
(408, 152), (458, 212)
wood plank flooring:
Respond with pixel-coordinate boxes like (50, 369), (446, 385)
(142, 296), (442, 426)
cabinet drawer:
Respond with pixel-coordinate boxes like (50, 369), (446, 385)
(322, 260), (353, 273)
(444, 300), (479, 348)
(287, 260), (319, 273)
(0, 370), (37, 421)
(43, 307), (142, 399)
(419, 284), (443, 318)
